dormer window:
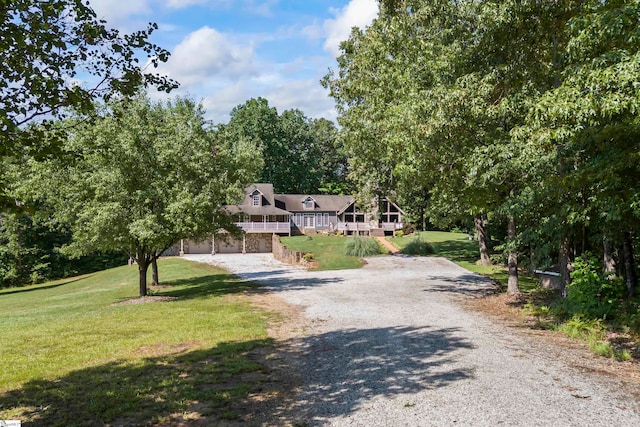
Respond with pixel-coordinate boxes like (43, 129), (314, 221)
(303, 196), (315, 210)
(252, 194), (261, 206)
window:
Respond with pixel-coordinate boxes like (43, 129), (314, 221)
(304, 214), (315, 228)
(324, 213), (329, 226)
(304, 199), (314, 209)
(252, 194), (261, 206)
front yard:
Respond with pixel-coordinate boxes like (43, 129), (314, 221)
(0, 258), (276, 425)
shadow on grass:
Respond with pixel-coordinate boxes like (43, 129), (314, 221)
(1, 326), (475, 426)
(155, 273), (257, 300)
(0, 339), (273, 426)
(432, 240), (478, 263)
(0, 276), (93, 296)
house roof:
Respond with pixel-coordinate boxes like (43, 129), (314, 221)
(225, 183), (291, 216)
(275, 194), (354, 213)
(224, 184), (404, 218)
(224, 204), (292, 216)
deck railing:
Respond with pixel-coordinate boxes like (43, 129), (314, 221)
(381, 222), (403, 231)
(235, 222), (291, 233)
(337, 222), (372, 231)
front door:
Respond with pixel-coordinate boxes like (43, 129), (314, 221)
(303, 214), (315, 228)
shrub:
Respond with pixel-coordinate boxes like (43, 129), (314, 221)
(400, 237), (436, 256)
(557, 315), (631, 360)
(558, 315), (606, 341)
(402, 223), (416, 235)
(566, 252), (625, 318)
(395, 230), (404, 238)
(302, 253), (314, 262)
(344, 237), (381, 257)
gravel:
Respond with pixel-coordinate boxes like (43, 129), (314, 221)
(185, 253), (640, 426)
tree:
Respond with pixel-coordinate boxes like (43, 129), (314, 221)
(13, 94), (260, 296)
(0, 212), (125, 287)
(312, 118), (351, 195)
(220, 98), (347, 194)
(323, 0), (603, 294)
(1, 0), (177, 209)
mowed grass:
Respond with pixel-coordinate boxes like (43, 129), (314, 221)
(0, 258), (271, 425)
(280, 235), (369, 270)
(389, 231), (538, 291)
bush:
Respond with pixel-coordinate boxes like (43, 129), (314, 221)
(395, 230), (404, 238)
(344, 237), (381, 257)
(400, 237), (436, 256)
(402, 223), (416, 235)
(557, 315), (631, 361)
(302, 253), (314, 262)
(565, 253), (626, 318)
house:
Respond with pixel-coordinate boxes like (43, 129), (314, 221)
(175, 183), (405, 254)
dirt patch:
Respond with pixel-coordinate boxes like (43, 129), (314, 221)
(249, 290), (308, 341)
(133, 341), (204, 358)
(171, 291), (308, 426)
(112, 296), (178, 306)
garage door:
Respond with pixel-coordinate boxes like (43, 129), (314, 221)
(187, 239), (211, 254)
(218, 238), (242, 253)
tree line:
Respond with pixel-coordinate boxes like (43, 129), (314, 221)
(0, 1), (347, 293)
(1, 94), (347, 292)
(323, 0), (640, 296)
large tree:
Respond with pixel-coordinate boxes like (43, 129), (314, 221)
(220, 98), (347, 194)
(325, 0), (640, 295)
(13, 95), (260, 296)
(1, 0), (177, 209)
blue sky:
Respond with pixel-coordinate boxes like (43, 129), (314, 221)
(88, 0), (379, 123)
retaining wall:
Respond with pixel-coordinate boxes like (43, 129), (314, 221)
(272, 234), (306, 265)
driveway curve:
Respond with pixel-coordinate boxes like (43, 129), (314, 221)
(185, 253), (640, 426)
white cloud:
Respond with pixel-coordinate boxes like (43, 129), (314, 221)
(165, 0), (208, 9)
(202, 82), (252, 122)
(87, 0), (152, 24)
(322, 0), (379, 58)
(265, 80), (336, 120)
(199, 78), (336, 124)
(159, 26), (255, 86)
(248, 0), (279, 17)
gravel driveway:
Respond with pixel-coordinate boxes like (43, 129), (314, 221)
(185, 253), (640, 426)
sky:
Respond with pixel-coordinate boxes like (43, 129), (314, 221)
(87, 0), (380, 124)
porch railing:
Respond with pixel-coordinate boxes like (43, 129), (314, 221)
(235, 222), (291, 233)
(337, 222), (371, 231)
(381, 222), (403, 231)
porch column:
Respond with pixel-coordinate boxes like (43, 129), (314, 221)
(242, 233), (246, 254)
(179, 239), (185, 256)
(211, 234), (216, 255)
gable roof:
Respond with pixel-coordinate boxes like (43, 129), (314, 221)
(224, 183), (291, 216)
(275, 194), (354, 213)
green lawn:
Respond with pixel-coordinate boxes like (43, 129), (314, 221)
(0, 258), (272, 425)
(280, 235), (373, 270)
(389, 231), (539, 291)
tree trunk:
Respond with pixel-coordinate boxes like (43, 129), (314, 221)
(136, 251), (149, 297)
(152, 257), (159, 286)
(475, 213), (491, 266)
(603, 236), (616, 277)
(507, 216), (519, 294)
(622, 231), (637, 298)
(558, 237), (572, 298)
